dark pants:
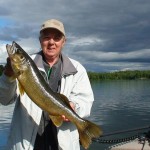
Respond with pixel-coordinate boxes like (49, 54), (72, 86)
(34, 118), (59, 150)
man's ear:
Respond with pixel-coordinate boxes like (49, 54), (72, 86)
(62, 37), (66, 47)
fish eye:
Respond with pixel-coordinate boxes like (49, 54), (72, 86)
(20, 55), (24, 59)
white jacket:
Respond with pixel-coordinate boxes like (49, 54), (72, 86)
(0, 53), (94, 150)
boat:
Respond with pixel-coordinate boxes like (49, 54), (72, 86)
(93, 126), (150, 150)
(109, 138), (150, 150)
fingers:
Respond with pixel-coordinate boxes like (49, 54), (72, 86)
(62, 101), (75, 122)
(69, 101), (75, 111)
(62, 115), (69, 122)
(4, 57), (14, 77)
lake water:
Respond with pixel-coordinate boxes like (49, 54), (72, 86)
(1, 80), (150, 150)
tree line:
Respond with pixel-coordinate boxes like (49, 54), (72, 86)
(1, 64), (150, 80)
(87, 70), (150, 80)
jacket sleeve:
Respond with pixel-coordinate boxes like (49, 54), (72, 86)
(0, 73), (17, 105)
(68, 65), (94, 118)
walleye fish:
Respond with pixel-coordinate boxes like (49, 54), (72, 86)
(6, 41), (102, 149)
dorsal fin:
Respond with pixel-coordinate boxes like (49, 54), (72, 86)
(57, 93), (74, 110)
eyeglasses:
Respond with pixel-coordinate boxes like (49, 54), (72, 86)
(40, 33), (64, 42)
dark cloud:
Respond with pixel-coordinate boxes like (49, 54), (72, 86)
(0, 0), (150, 72)
(0, 24), (38, 42)
(0, 6), (11, 16)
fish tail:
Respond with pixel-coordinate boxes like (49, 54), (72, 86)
(77, 120), (102, 149)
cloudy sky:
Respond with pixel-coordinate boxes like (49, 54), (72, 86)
(0, 0), (150, 72)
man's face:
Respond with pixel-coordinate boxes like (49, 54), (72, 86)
(40, 28), (66, 61)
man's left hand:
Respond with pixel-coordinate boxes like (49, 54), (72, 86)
(62, 101), (75, 122)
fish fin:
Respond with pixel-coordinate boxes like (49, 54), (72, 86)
(77, 120), (103, 149)
(8, 75), (17, 82)
(57, 93), (73, 110)
(49, 115), (63, 127)
(18, 82), (25, 96)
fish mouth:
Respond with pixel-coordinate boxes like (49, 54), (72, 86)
(6, 41), (18, 56)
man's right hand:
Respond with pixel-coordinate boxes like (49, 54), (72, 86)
(4, 57), (14, 77)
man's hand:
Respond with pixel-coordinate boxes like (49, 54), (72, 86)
(62, 101), (75, 122)
(4, 57), (14, 77)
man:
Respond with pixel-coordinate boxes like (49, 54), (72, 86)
(0, 19), (94, 150)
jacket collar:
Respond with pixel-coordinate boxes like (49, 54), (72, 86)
(33, 51), (77, 77)
(61, 53), (77, 76)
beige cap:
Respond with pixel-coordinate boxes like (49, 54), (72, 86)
(40, 19), (65, 36)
